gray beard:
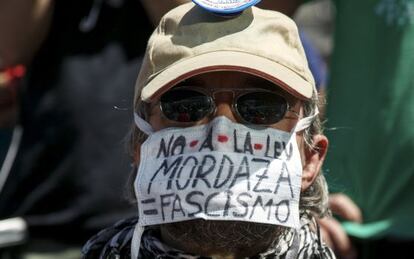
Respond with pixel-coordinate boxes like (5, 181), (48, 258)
(160, 219), (288, 258)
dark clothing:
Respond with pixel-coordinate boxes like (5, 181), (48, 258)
(82, 215), (336, 259)
(353, 237), (414, 259)
(0, 0), (152, 246)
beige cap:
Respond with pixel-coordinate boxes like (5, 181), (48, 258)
(134, 2), (315, 106)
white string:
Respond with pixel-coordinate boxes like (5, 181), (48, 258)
(294, 108), (319, 133)
(134, 107), (318, 136)
(131, 224), (144, 259)
(134, 113), (154, 135)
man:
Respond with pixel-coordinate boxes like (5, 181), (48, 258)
(83, 2), (334, 258)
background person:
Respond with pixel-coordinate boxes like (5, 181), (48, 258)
(322, 0), (414, 258)
(0, 0), (154, 258)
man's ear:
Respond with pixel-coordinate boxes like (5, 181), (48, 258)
(301, 134), (328, 191)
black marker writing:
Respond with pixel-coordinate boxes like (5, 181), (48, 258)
(252, 158), (272, 193)
(148, 157), (183, 194)
(274, 161), (294, 198)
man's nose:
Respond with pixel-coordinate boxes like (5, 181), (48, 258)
(213, 101), (238, 123)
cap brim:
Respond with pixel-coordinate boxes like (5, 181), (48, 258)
(140, 50), (313, 101)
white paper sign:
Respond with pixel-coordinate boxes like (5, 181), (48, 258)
(135, 116), (302, 229)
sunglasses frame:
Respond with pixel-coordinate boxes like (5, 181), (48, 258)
(159, 85), (300, 126)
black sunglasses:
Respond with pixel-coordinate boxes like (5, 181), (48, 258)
(159, 86), (299, 125)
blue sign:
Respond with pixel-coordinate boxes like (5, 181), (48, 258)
(192, 0), (262, 15)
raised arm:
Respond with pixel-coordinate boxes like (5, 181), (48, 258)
(0, 0), (54, 69)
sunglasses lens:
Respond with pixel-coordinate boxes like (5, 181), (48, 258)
(160, 89), (213, 122)
(237, 92), (288, 125)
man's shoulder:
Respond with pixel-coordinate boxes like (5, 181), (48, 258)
(81, 217), (137, 259)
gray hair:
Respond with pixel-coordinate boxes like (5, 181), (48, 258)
(127, 92), (330, 218)
(300, 92), (330, 218)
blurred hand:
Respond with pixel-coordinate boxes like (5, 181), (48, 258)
(319, 193), (362, 259)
